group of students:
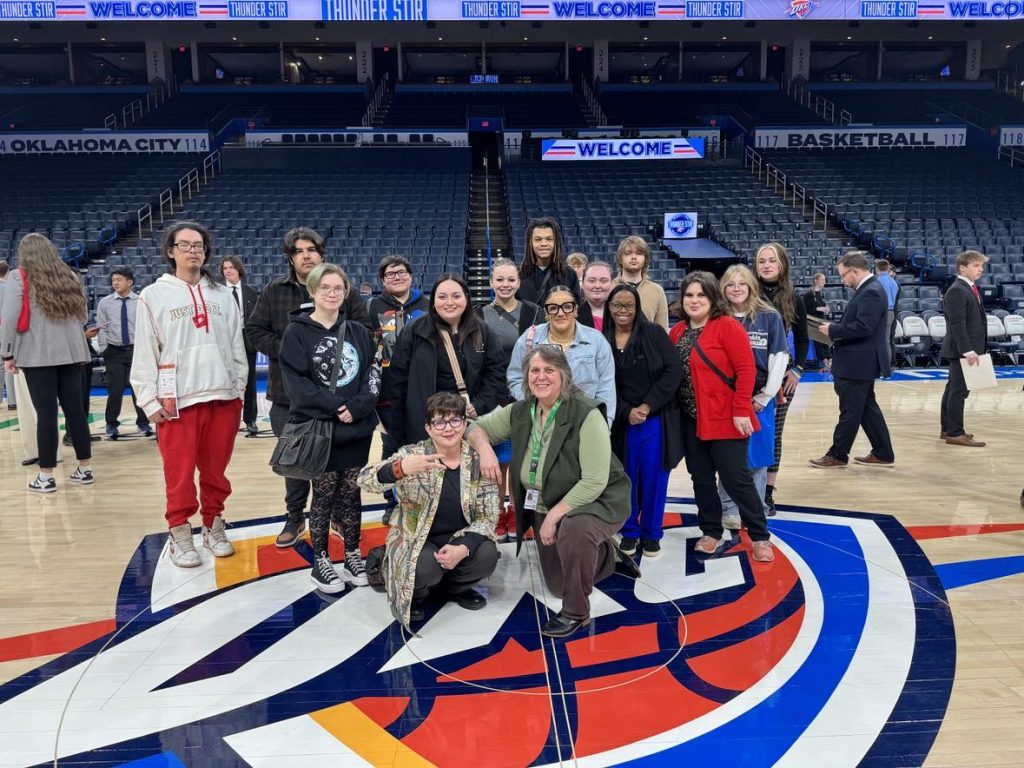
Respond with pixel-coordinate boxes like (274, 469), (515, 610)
(0, 217), (815, 640)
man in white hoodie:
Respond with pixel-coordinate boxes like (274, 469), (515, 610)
(131, 221), (248, 568)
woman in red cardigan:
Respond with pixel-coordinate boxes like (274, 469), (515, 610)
(669, 271), (774, 563)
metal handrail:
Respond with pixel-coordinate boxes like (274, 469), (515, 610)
(158, 188), (174, 221)
(812, 198), (828, 231)
(137, 203), (153, 235)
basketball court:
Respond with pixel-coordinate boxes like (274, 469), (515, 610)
(0, 372), (1021, 767)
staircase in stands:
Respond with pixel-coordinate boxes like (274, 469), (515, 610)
(464, 152), (511, 304)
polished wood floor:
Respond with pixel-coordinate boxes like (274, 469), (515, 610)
(0, 375), (1022, 766)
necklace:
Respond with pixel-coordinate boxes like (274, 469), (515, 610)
(548, 326), (575, 346)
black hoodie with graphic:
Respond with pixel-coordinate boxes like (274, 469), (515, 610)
(279, 308), (381, 470)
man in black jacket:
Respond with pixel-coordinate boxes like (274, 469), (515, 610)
(246, 227), (370, 547)
(220, 256), (261, 435)
(810, 251), (895, 468)
(516, 216), (580, 305)
(940, 250), (988, 448)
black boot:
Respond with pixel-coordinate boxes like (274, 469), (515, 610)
(764, 485), (777, 517)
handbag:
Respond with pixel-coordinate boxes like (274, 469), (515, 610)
(364, 544), (386, 591)
(439, 328), (471, 407)
(17, 268), (30, 333)
(269, 320), (347, 480)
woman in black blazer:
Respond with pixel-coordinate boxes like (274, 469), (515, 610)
(604, 284), (683, 558)
(389, 273), (506, 446)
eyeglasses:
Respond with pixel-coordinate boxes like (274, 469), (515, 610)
(384, 269), (409, 280)
(609, 302), (636, 312)
(429, 416), (464, 431)
(317, 286), (345, 296)
(173, 242), (206, 253)
(544, 301), (577, 316)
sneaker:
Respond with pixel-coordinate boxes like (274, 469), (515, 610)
(27, 475), (57, 494)
(694, 535), (727, 555)
(139, 426), (155, 438)
(641, 539), (662, 558)
(201, 517), (235, 558)
(495, 505), (508, 541)
(764, 486), (777, 517)
(168, 524), (201, 568)
(276, 515), (307, 548)
(343, 551), (369, 587)
(752, 540), (775, 563)
(105, 424), (120, 439)
(722, 514), (742, 531)
(68, 466), (94, 485)
(311, 552), (346, 594)
(618, 537), (639, 555)
(505, 502), (518, 541)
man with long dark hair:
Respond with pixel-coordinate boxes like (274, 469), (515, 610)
(246, 227), (370, 548)
(517, 216), (580, 305)
(131, 221), (248, 567)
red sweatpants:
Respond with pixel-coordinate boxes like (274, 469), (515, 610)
(158, 398), (242, 528)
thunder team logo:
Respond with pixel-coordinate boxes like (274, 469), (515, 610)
(0, 500), (954, 766)
(787, 0), (819, 16)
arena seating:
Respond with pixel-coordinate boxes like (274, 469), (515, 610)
(133, 87), (368, 130)
(759, 147), (1024, 309)
(0, 89), (148, 130)
(506, 159), (847, 289)
(812, 85), (1024, 128)
(110, 167), (469, 295)
(380, 85), (590, 129)
(597, 85), (825, 128)
(0, 153), (204, 270)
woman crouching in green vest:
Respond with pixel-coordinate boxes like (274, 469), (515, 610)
(465, 344), (636, 638)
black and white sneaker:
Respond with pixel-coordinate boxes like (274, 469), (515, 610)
(343, 551), (369, 587)
(69, 466), (94, 485)
(27, 475), (57, 494)
(310, 552), (346, 594)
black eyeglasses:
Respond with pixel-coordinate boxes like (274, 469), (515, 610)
(429, 416), (465, 431)
(544, 301), (577, 316)
(609, 302), (636, 312)
(173, 242), (206, 253)
(384, 269), (409, 280)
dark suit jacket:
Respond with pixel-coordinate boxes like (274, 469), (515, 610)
(940, 278), (986, 360)
(828, 275), (890, 380)
(227, 282), (259, 355)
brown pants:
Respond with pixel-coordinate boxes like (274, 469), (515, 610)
(535, 512), (620, 620)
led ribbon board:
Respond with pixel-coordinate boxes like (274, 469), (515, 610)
(0, 0), (1018, 20)
(542, 137), (704, 161)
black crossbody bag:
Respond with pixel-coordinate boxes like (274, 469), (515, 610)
(269, 321), (347, 480)
(693, 336), (736, 391)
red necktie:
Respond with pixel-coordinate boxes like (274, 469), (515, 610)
(971, 284), (980, 302)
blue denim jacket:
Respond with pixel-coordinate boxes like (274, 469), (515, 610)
(506, 322), (615, 426)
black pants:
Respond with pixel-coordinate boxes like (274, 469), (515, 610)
(270, 401), (311, 518)
(377, 406), (400, 513)
(103, 346), (149, 429)
(828, 377), (894, 463)
(414, 540), (499, 601)
(309, 468), (362, 555)
(243, 350), (257, 425)
(681, 415), (769, 542)
(23, 364), (92, 469)
(940, 357), (969, 437)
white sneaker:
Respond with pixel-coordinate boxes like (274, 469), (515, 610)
(69, 466), (94, 485)
(202, 517), (235, 558)
(168, 524), (201, 568)
(28, 475), (57, 494)
(722, 514), (742, 531)
(343, 551), (369, 587)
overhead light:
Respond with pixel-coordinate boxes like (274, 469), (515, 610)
(348, 55), (353, 61)
(721, 36), (728, 40)
(643, 36), (648, 41)
(928, 35), (933, 40)
(317, 55), (323, 60)
(846, 35), (853, 40)
(315, 36), (320, 41)
(12, 37), (18, 42)
(100, 37), (106, 41)
(523, 36), (528, 41)
(438, 36), (443, 41)
(231, 36), (237, 41)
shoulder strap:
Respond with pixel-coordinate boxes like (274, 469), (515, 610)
(327, 320), (347, 393)
(693, 334), (736, 391)
(439, 328), (469, 397)
(525, 324), (538, 350)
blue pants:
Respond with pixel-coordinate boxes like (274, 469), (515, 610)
(621, 414), (670, 542)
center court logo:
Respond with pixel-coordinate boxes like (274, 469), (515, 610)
(0, 502), (954, 766)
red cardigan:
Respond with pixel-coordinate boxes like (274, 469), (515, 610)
(669, 315), (759, 441)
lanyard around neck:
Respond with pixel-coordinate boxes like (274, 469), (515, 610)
(528, 399), (562, 485)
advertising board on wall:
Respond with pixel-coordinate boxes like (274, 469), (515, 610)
(0, 131), (211, 154)
(754, 125), (968, 149)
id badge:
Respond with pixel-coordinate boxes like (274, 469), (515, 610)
(157, 362), (179, 419)
(524, 489), (540, 511)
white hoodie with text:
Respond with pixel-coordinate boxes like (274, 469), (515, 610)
(130, 274), (247, 418)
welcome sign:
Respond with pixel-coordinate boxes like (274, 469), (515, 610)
(542, 137), (704, 161)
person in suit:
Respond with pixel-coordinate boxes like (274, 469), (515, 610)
(939, 250), (988, 448)
(221, 256), (260, 436)
(809, 251), (895, 468)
